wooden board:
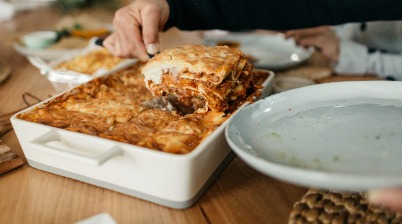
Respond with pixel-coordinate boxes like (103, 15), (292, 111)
(0, 140), (24, 175)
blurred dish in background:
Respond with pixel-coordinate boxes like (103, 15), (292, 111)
(22, 31), (58, 49)
(204, 31), (314, 70)
(53, 47), (126, 75)
(28, 40), (136, 93)
(14, 43), (81, 61)
(13, 13), (111, 61)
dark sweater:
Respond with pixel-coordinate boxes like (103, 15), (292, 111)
(165, 0), (402, 31)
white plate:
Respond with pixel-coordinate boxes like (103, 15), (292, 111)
(204, 32), (313, 70)
(14, 23), (113, 61)
(14, 43), (82, 61)
(226, 81), (402, 191)
(27, 39), (137, 93)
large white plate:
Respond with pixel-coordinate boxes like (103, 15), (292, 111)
(204, 32), (313, 70)
(226, 81), (402, 191)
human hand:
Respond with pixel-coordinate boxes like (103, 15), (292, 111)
(284, 26), (340, 63)
(368, 188), (402, 212)
(103, 0), (170, 61)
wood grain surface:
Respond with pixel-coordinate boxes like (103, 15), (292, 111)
(0, 6), (311, 224)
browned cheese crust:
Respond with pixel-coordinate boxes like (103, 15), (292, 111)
(18, 60), (268, 154)
(142, 45), (257, 113)
(142, 45), (244, 84)
(55, 48), (125, 75)
(18, 62), (228, 154)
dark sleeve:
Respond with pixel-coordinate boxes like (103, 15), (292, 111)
(165, 0), (402, 31)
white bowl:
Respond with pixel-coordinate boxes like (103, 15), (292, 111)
(22, 31), (58, 49)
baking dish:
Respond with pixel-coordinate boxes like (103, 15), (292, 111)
(11, 68), (274, 209)
(28, 39), (137, 92)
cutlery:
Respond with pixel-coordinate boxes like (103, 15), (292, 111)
(94, 37), (156, 58)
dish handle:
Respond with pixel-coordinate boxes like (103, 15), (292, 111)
(29, 131), (124, 166)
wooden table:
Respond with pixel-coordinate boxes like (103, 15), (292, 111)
(0, 6), (307, 224)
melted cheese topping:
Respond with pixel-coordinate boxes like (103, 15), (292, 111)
(143, 45), (254, 113)
(18, 62), (269, 154)
(55, 48), (125, 75)
(142, 45), (244, 85)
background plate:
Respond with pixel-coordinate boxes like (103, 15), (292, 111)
(226, 81), (402, 191)
(204, 32), (313, 70)
(14, 43), (81, 61)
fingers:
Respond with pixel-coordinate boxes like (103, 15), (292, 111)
(284, 26), (340, 62)
(296, 35), (324, 49)
(103, 34), (117, 54)
(104, 32), (150, 61)
(285, 27), (328, 48)
(285, 26), (330, 39)
(104, 0), (170, 61)
(368, 188), (402, 212)
(105, 6), (149, 60)
(142, 5), (162, 55)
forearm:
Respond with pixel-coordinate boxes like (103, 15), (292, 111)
(165, 0), (402, 31)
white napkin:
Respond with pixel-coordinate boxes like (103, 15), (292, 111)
(76, 213), (116, 224)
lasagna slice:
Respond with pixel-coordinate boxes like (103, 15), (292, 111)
(142, 45), (256, 113)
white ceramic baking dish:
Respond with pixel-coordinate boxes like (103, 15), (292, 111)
(11, 69), (274, 209)
(27, 39), (137, 92)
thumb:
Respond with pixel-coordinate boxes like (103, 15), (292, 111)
(368, 188), (402, 211)
(141, 7), (161, 55)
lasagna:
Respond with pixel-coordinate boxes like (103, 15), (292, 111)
(142, 45), (257, 113)
(55, 48), (125, 75)
(18, 53), (269, 154)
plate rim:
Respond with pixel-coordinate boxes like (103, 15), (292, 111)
(203, 32), (314, 70)
(225, 80), (402, 190)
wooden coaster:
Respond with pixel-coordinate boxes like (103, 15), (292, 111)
(0, 140), (24, 175)
(317, 75), (384, 84)
(289, 189), (402, 224)
(0, 63), (11, 84)
(277, 66), (333, 82)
